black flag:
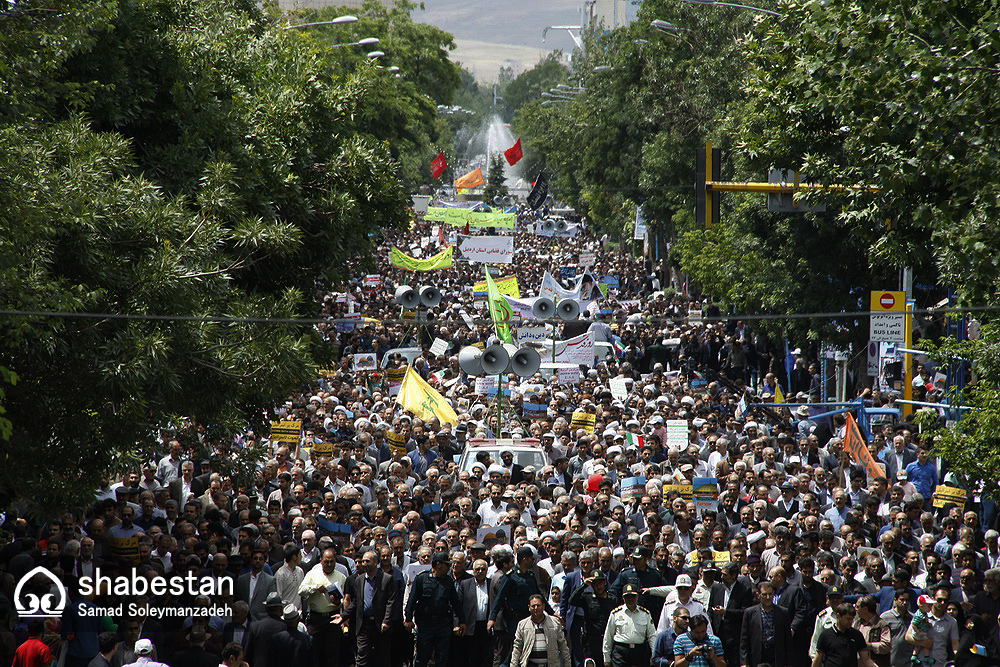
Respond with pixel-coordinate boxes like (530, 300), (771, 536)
(526, 172), (548, 211)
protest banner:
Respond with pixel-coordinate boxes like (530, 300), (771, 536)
(933, 485), (967, 508)
(455, 235), (514, 264)
(662, 484), (693, 498)
(693, 477), (719, 515)
(473, 274), (520, 298)
(387, 430), (407, 456)
(390, 245), (453, 271)
(429, 338), (449, 356)
(352, 353), (376, 371)
(610, 377), (629, 400)
(570, 410), (596, 433)
(666, 419), (689, 450)
(424, 207), (517, 229)
(540, 331), (595, 367)
(620, 476), (647, 500)
(270, 420), (301, 443)
(558, 366), (580, 385)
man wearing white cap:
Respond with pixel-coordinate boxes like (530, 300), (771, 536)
(644, 573), (706, 633)
(120, 639), (169, 667)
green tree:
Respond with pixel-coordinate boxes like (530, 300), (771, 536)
(302, 0), (464, 189)
(483, 152), (508, 204)
(732, 0), (1000, 306)
(0, 0), (410, 512)
(918, 324), (1000, 499)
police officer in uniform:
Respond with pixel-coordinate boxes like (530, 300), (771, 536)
(489, 545), (553, 666)
(602, 584), (656, 667)
(567, 569), (619, 663)
(610, 546), (667, 624)
(405, 551), (465, 667)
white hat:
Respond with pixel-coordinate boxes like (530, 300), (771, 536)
(675, 574), (693, 587)
(680, 396), (695, 406)
(745, 421), (758, 430)
(748, 531), (767, 545)
(135, 640), (155, 656)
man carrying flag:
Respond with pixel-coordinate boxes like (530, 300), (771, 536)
(484, 267), (514, 343)
(843, 412), (887, 480)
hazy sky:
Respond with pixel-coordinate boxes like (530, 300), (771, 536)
(414, 0), (634, 81)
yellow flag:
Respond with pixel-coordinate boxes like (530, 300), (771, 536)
(390, 246), (453, 271)
(774, 383), (785, 403)
(396, 366), (459, 426)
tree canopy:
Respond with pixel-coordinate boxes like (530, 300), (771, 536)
(0, 0), (415, 511)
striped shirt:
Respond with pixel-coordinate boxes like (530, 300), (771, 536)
(529, 621), (548, 664)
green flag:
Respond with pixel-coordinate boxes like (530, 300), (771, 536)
(484, 267), (514, 343)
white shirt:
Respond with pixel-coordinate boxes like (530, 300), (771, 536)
(475, 580), (490, 621)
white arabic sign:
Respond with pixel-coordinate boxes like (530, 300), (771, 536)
(455, 235), (514, 264)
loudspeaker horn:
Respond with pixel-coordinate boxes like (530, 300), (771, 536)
(394, 285), (419, 309)
(555, 220), (568, 233)
(480, 344), (511, 375)
(458, 346), (484, 375)
(531, 297), (555, 320)
(557, 299), (580, 321)
(542, 219), (555, 232)
(510, 347), (541, 378)
(419, 286), (442, 308)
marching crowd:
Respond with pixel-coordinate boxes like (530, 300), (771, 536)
(2, 207), (998, 667)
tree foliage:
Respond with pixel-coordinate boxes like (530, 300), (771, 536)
(918, 324), (1000, 499)
(732, 0), (1000, 306)
(0, 0), (413, 512)
(483, 152), (509, 204)
(303, 0), (463, 189)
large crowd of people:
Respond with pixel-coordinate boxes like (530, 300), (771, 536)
(2, 206), (997, 667)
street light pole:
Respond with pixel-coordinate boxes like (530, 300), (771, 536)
(282, 15), (358, 30)
(677, 0), (781, 17)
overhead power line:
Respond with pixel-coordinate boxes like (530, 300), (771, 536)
(0, 305), (997, 326)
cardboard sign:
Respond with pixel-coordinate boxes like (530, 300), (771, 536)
(662, 484), (693, 499)
(353, 353), (376, 371)
(570, 410), (596, 433)
(933, 485), (967, 508)
(385, 367), (407, 397)
(620, 476), (647, 500)
(558, 367), (580, 386)
(312, 441), (334, 456)
(430, 338), (449, 357)
(270, 420), (301, 443)
(387, 430), (407, 456)
(610, 377), (629, 401)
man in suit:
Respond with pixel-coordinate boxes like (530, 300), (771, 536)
(168, 461), (206, 507)
(171, 628), (219, 667)
(237, 547), (278, 621)
(708, 562), (754, 667)
(244, 593), (287, 667)
(741, 580), (794, 667)
(881, 435), (917, 480)
(459, 559), (494, 667)
(560, 549), (594, 667)
(770, 566), (813, 667)
(345, 549), (398, 667)
(221, 601), (252, 652)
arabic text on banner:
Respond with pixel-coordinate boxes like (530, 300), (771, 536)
(473, 274), (520, 298)
(390, 245), (454, 271)
(541, 331), (595, 367)
(455, 235), (514, 264)
(570, 410), (596, 433)
(270, 420), (301, 443)
(424, 207), (517, 229)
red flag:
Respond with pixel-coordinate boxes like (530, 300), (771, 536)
(430, 152), (447, 179)
(504, 138), (523, 166)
